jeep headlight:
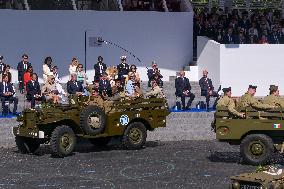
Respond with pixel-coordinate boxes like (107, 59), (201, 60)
(231, 181), (240, 189)
(16, 114), (23, 122)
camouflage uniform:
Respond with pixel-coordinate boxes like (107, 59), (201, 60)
(217, 96), (243, 117)
(238, 92), (275, 110)
(145, 86), (165, 99)
(262, 94), (284, 107)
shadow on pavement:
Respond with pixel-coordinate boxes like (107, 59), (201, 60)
(13, 140), (162, 158)
(208, 151), (241, 163)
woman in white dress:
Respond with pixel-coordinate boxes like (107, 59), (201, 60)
(42, 57), (53, 83)
(69, 58), (79, 76)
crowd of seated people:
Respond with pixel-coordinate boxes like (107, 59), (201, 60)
(194, 7), (284, 45)
(0, 53), (167, 115)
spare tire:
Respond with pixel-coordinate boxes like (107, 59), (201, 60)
(80, 106), (106, 135)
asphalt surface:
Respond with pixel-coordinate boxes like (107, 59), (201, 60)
(1, 140), (282, 189)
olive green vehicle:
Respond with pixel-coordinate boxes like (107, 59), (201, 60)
(230, 165), (284, 189)
(13, 96), (169, 157)
(212, 107), (284, 165)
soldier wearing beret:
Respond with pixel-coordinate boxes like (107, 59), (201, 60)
(238, 85), (276, 110)
(217, 87), (245, 118)
(262, 85), (284, 107)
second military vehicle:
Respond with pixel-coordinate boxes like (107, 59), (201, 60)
(212, 107), (284, 165)
(13, 95), (169, 157)
(230, 165), (284, 189)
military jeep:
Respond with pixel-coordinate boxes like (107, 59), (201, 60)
(212, 107), (284, 165)
(13, 96), (169, 157)
(230, 165), (284, 189)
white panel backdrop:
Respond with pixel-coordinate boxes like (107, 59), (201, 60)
(197, 36), (284, 96)
(0, 10), (193, 83)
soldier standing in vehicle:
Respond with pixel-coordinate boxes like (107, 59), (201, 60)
(262, 85), (284, 107)
(145, 80), (165, 99)
(238, 85), (276, 110)
(216, 87), (245, 118)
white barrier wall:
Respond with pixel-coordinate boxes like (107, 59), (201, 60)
(197, 36), (220, 90)
(197, 36), (284, 96)
(0, 10), (193, 83)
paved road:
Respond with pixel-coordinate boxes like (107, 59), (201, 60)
(0, 140), (281, 189)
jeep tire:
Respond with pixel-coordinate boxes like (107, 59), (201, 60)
(122, 122), (147, 150)
(50, 125), (76, 158)
(80, 106), (106, 135)
(240, 134), (274, 165)
(15, 136), (40, 154)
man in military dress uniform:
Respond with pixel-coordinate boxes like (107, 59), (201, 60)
(117, 56), (129, 79)
(216, 87), (245, 118)
(238, 85), (276, 110)
(145, 80), (165, 99)
(263, 85), (284, 107)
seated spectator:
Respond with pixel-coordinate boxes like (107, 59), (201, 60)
(0, 65), (12, 83)
(99, 72), (112, 97)
(117, 56), (129, 79)
(94, 56), (107, 81)
(199, 69), (219, 110)
(43, 56), (53, 83)
(0, 56), (6, 74)
(125, 72), (142, 99)
(269, 27), (281, 44)
(223, 28), (235, 44)
(147, 61), (163, 87)
(67, 73), (84, 96)
(0, 74), (18, 116)
(69, 58), (79, 76)
(105, 77), (125, 101)
(175, 71), (195, 110)
(106, 66), (118, 87)
(26, 73), (45, 108)
(145, 80), (165, 99)
(52, 65), (61, 83)
(76, 64), (88, 87)
(23, 65), (33, 88)
(42, 75), (60, 104)
(130, 64), (140, 85)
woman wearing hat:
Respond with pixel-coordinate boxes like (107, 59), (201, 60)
(42, 75), (60, 104)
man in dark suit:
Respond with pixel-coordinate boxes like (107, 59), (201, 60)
(268, 27), (280, 44)
(94, 56), (107, 81)
(199, 69), (219, 110)
(147, 61), (163, 87)
(26, 73), (45, 108)
(67, 73), (84, 95)
(0, 56), (6, 74)
(175, 71), (195, 110)
(223, 28), (235, 44)
(0, 74), (18, 115)
(117, 56), (129, 78)
(17, 54), (31, 93)
(99, 72), (112, 97)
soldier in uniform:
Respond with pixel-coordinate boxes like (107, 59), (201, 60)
(216, 87), (245, 118)
(238, 85), (276, 110)
(145, 80), (165, 99)
(262, 85), (284, 107)
(117, 55), (129, 79)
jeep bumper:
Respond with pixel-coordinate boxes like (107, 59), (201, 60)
(13, 126), (45, 139)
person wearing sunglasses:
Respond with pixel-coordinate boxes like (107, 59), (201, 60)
(76, 64), (88, 87)
(17, 54), (31, 94)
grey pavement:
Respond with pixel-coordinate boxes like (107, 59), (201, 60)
(0, 140), (261, 189)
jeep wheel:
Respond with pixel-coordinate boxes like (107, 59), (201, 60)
(240, 134), (274, 165)
(89, 137), (111, 147)
(80, 106), (106, 135)
(122, 122), (147, 150)
(15, 136), (40, 154)
(50, 125), (76, 158)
